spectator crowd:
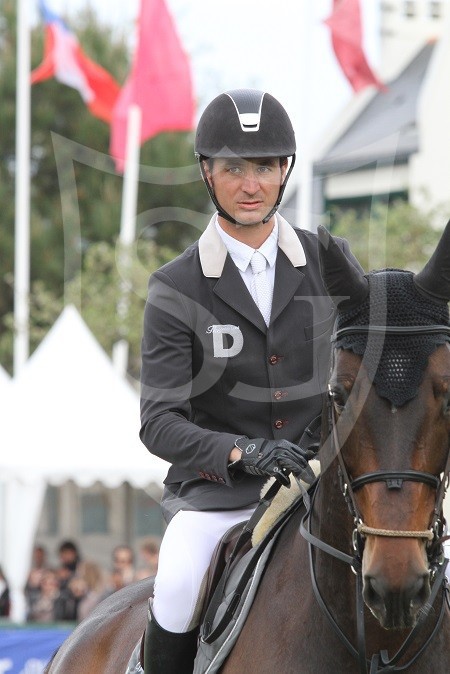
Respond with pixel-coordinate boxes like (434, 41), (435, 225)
(0, 537), (160, 624)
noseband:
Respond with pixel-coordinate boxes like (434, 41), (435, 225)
(300, 322), (450, 673)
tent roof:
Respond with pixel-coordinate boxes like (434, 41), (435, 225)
(0, 306), (169, 488)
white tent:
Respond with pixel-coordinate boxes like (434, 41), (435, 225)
(0, 306), (169, 622)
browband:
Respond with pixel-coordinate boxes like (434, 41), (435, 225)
(331, 324), (450, 343)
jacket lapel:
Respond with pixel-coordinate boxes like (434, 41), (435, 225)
(271, 249), (305, 324)
(200, 215), (307, 331)
(213, 255), (268, 333)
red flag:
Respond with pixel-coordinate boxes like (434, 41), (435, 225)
(110, 0), (195, 172)
(31, 0), (120, 123)
(324, 0), (385, 93)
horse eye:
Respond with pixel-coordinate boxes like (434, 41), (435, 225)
(329, 386), (346, 411)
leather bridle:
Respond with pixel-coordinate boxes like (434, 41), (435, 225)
(329, 323), (450, 553)
(331, 399), (449, 551)
(300, 323), (450, 673)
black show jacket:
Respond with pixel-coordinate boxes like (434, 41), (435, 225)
(140, 215), (361, 520)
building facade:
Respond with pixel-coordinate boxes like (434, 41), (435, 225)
(282, 0), (450, 227)
(35, 481), (164, 571)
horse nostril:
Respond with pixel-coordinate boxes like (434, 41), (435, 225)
(364, 576), (384, 611)
(411, 573), (431, 609)
(364, 572), (431, 628)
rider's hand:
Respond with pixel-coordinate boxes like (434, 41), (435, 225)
(233, 437), (316, 487)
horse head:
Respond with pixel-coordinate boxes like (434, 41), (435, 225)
(318, 222), (450, 630)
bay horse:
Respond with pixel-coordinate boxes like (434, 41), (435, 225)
(45, 222), (450, 673)
(222, 223), (450, 673)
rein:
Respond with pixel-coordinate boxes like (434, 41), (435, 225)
(300, 322), (450, 673)
(300, 486), (449, 674)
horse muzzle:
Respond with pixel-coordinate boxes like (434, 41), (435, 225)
(363, 565), (431, 629)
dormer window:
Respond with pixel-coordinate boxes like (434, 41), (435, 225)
(429, 1), (442, 18)
(404, 1), (416, 17)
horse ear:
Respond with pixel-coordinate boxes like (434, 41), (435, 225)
(414, 220), (450, 303)
(317, 225), (369, 310)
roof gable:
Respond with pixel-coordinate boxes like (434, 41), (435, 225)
(315, 43), (435, 174)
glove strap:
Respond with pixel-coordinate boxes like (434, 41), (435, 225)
(234, 437), (266, 459)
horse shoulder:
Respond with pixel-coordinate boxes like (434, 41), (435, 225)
(220, 509), (314, 673)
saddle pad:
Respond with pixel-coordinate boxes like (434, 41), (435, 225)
(122, 536), (279, 674)
(193, 523), (285, 673)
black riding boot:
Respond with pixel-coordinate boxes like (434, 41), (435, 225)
(143, 603), (199, 674)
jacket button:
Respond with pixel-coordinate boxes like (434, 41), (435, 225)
(274, 419), (285, 429)
(273, 390), (287, 400)
(269, 355), (279, 365)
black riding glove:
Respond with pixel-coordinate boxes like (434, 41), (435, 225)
(233, 437), (316, 487)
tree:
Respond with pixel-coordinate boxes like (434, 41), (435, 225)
(0, 2), (209, 372)
(0, 239), (176, 381)
(330, 200), (445, 273)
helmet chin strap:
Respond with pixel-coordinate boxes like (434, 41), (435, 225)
(199, 155), (296, 227)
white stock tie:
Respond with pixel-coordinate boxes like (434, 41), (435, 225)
(250, 250), (272, 326)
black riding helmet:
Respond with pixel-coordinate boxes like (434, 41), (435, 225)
(195, 89), (296, 225)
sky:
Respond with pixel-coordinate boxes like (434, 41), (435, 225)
(31, 0), (381, 154)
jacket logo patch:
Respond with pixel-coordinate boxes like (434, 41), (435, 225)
(206, 325), (243, 358)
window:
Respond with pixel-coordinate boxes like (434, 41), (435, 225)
(404, 1), (416, 17)
(133, 490), (164, 537)
(80, 488), (109, 534)
(37, 485), (59, 536)
(429, 1), (442, 18)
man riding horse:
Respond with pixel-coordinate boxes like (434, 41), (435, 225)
(139, 88), (362, 673)
(44, 126), (450, 671)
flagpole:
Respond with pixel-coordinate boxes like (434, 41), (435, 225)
(112, 103), (142, 377)
(14, 0), (31, 375)
(296, 0), (314, 232)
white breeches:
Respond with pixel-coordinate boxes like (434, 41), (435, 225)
(152, 508), (254, 633)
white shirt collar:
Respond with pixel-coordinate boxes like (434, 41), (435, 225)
(199, 212), (306, 278)
(214, 217), (279, 272)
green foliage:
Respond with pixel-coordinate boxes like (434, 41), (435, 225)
(330, 201), (445, 273)
(66, 239), (177, 379)
(5, 4), (443, 378)
(0, 240), (176, 377)
(0, 2), (210, 373)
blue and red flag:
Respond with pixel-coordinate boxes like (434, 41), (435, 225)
(31, 0), (120, 123)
